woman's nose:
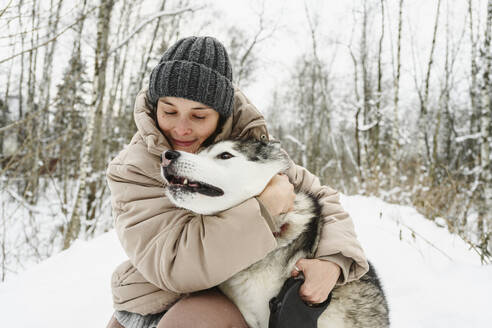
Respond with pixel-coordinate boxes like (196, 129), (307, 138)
(174, 118), (192, 136)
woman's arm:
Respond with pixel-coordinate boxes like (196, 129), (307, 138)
(285, 159), (369, 284)
(107, 144), (277, 294)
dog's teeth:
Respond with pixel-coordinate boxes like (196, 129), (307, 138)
(183, 178), (188, 185)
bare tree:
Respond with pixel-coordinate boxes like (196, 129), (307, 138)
(355, 0), (382, 190)
(477, 0), (492, 261)
(0, 0), (14, 19)
(63, 0), (116, 250)
(469, 0), (481, 148)
(390, 0), (403, 188)
(38, 0), (64, 127)
(302, 1), (333, 176)
(51, 0), (89, 226)
(360, 0), (372, 176)
(347, 21), (363, 181)
(25, 0), (41, 203)
(418, 0), (442, 166)
(227, 1), (276, 88)
(374, 0), (385, 162)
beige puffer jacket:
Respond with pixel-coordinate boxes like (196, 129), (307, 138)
(107, 87), (369, 315)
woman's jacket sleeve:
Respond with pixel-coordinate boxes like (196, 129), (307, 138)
(285, 159), (369, 284)
(107, 143), (277, 294)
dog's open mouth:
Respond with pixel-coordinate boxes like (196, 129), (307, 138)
(163, 168), (224, 197)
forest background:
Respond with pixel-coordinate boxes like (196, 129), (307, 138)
(0, 0), (490, 282)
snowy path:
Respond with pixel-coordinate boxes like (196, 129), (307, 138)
(0, 195), (490, 327)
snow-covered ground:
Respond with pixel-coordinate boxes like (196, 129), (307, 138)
(344, 196), (491, 327)
(0, 195), (490, 327)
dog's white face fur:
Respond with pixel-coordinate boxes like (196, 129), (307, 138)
(161, 140), (290, 215)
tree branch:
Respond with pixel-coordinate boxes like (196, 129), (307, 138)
(0, 0), (14, 19)
(107, 6), (205, 55)
(0, 5), (97, 65)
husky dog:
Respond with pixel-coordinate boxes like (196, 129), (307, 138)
(161, 139), (390, 328)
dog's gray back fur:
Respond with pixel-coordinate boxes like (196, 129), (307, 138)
(219, 190), (390, 328)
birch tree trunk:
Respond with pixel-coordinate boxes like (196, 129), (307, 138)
(63, 0), (115, 250)
(38, 0), (64, 134)
(468, 0), (481, 172)
(360, 0), (371, 177)
(477, 0), (492, 260)
(85, 0), (116, 231)
(58, 0), (88, 220)
(348, 46), (363, 182)
(26, 1), (40, 203)
(92, 0), (115, 172)
(375, 0), (384, 172)
(1, 22), (14, 157)
(304, 3), (331, 175)
(431, 2), (450, 183)
(30, 0), (64, 206)
(391, 0), (403, 189)
(17, 0), (25, 137)
(419, 0), (441, 167)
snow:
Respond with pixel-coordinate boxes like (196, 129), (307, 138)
(0, 195), (490, 327)
(0, 232), (127, 327)
(344, 195), (491, 327)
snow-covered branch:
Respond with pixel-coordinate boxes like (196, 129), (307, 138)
(5, 189), (49, 215)
(455, 132), (483, 143)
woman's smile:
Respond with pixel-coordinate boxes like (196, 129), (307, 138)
(171, 138), (197, 148)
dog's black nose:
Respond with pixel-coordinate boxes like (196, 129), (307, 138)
(165, 150), (180, 160)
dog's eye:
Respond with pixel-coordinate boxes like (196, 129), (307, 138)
(217, 152), (234, 160)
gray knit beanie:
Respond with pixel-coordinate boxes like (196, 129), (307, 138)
(148, 36), (234, 118)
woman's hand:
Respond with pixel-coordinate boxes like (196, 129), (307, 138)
(291, 258), (341, 304)
(257, 173), (295, 217)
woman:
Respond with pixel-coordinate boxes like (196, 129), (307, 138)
(106, 36), (369, 328)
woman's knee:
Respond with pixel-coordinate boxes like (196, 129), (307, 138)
(157, 288), (248, 328)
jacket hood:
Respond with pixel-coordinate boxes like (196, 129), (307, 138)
(133, 86), (270, 156)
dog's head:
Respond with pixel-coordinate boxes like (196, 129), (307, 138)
(161, 139), (290, 214)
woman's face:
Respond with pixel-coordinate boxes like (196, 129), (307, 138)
(156, 96), (220, 153)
